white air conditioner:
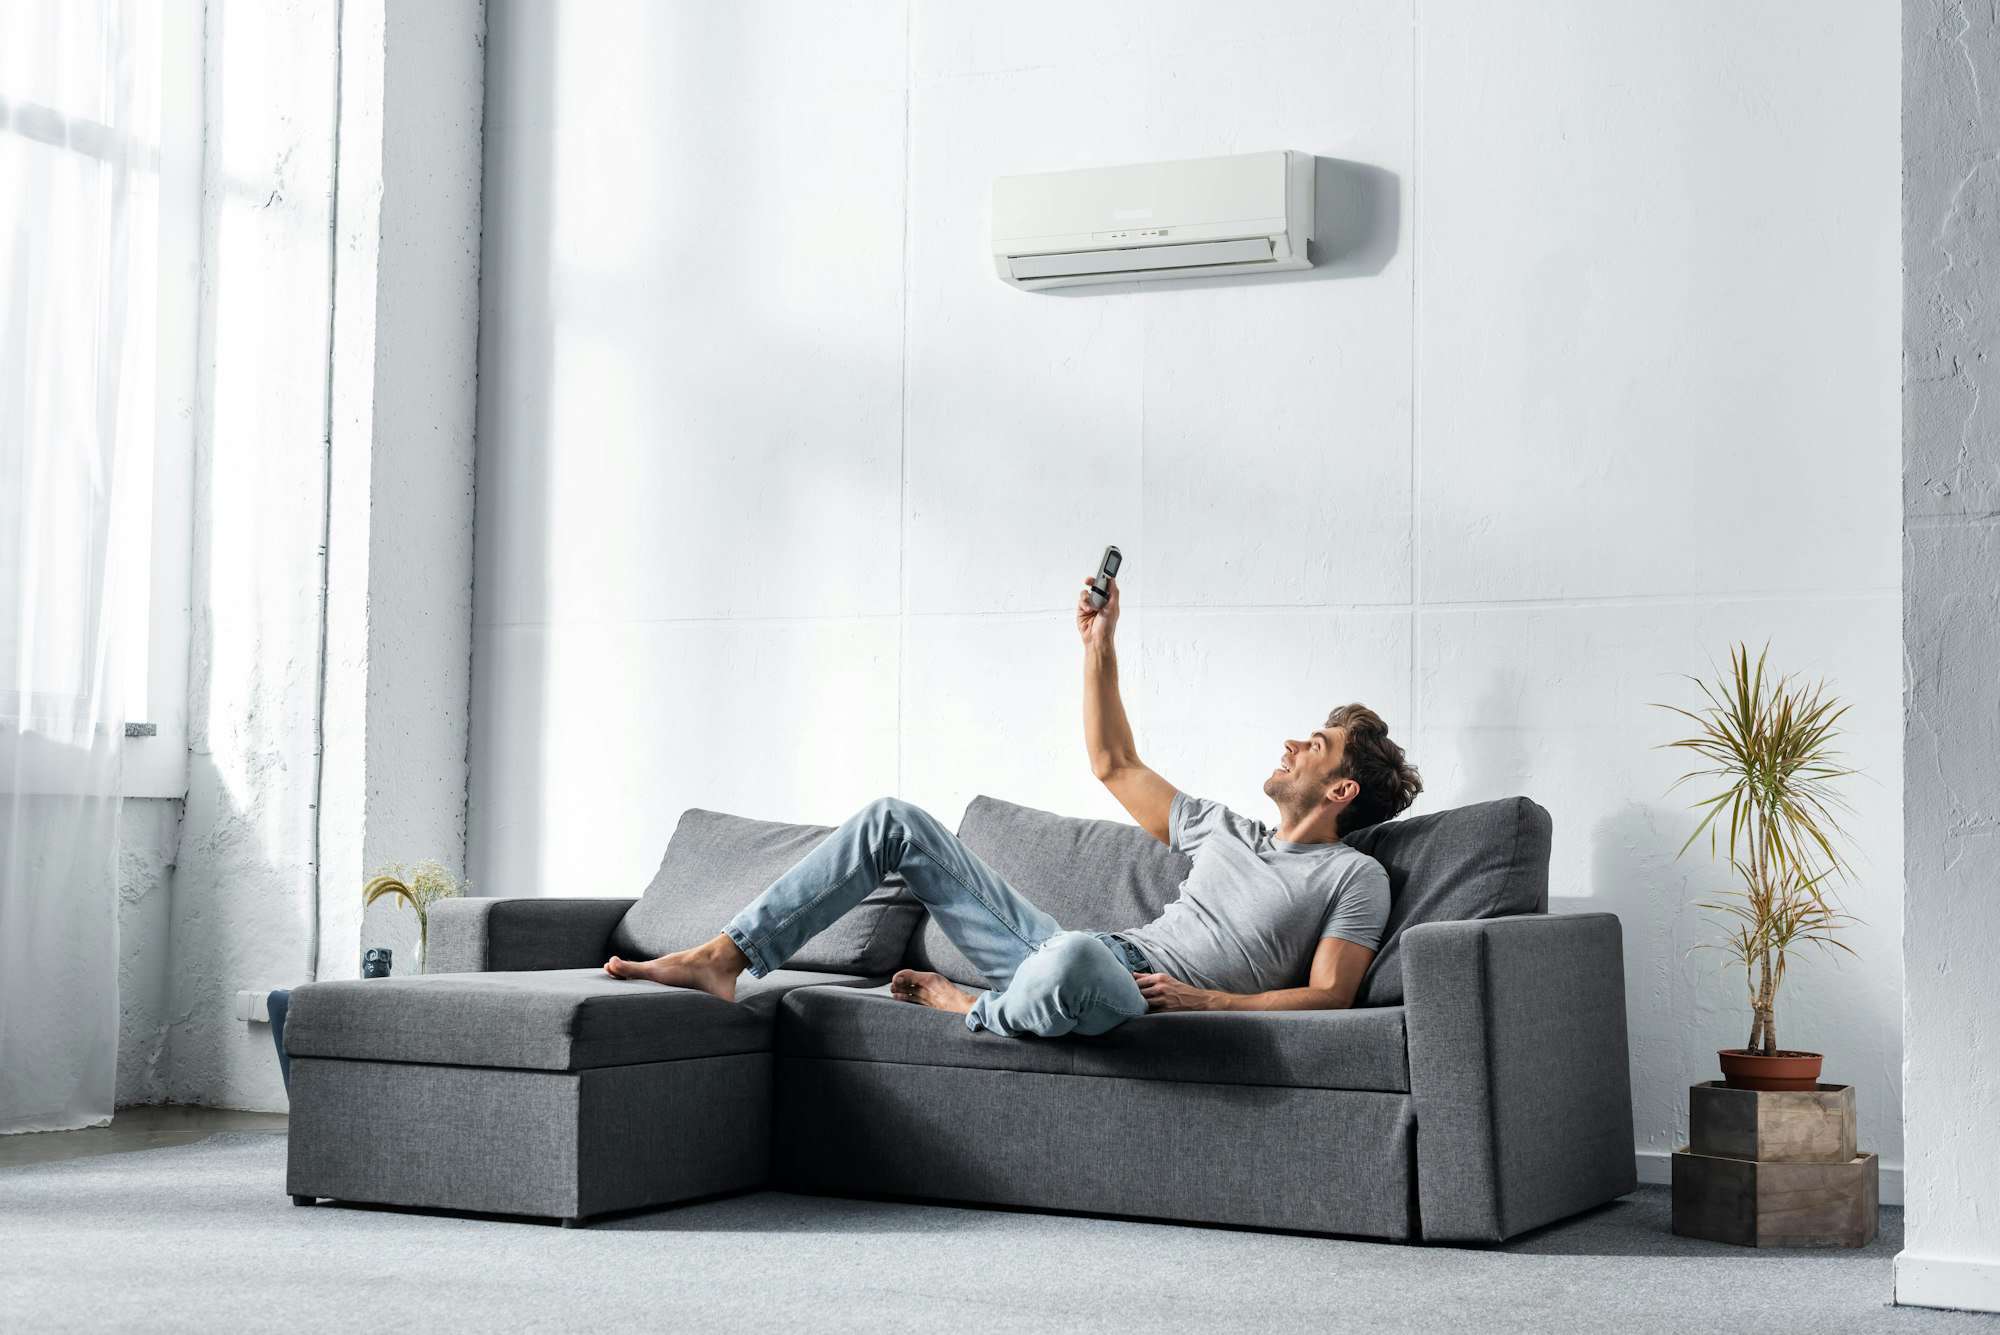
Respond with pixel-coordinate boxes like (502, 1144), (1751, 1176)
(992, 150), (1313, 290)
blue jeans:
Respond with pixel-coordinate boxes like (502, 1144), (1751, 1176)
(268, 988), (292, 1091)
(724, 797), (1150, 1038)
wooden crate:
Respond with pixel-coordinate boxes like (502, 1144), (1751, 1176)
(1672, 1148), (1879, 1248)
(1688, 1081), (1856, 1163)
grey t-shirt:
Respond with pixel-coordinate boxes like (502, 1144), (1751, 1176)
(1121, 792), (1392, 995)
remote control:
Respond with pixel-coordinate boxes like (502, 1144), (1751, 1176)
(1088, 545), (1123, 609)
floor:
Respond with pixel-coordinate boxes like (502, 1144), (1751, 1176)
(3, 1109), (1995, 1335)
(0, 1104), (289, 1169)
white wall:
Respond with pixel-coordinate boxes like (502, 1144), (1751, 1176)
(161, 0), (340, 1113)
(1899, 0), (2000, 1312)
(115, 798), (179, 1107)
(471, 0), (1901, 1177)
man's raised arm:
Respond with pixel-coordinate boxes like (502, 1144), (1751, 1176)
(1077, 575), (1177, 844)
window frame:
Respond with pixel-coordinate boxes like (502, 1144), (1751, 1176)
(118, 0), (200, 800)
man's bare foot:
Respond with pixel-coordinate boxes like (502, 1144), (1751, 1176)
(604, 934), (747, 1002)
(890, 968), (975, 1015)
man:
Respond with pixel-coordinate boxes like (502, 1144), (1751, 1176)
(605, 571), (1423, 1037)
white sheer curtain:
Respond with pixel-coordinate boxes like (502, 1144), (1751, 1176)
(0, 0), (157, 1133)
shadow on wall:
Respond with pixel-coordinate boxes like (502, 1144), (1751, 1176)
(1588, 801), (1711, 1153)
(470, 0), (558, 901)
(1449, 671), (1536, 814)
(474, 1), (902, 891)
(1306, 157), (1401, 280)
(1046, 156), (1401, 298)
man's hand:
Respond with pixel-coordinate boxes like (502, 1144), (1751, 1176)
(1076, 573), (1120, 648)
(1136, 941), (1377, 1016)
(1136, 973), (1220, 1012)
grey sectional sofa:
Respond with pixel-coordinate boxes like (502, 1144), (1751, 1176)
(283, 794), (1636, 1241)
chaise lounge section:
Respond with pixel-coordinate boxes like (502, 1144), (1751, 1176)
(283, 795), (1636, 1239)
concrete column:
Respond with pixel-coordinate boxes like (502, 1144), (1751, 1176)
(318, 0), (485, 979)
(1900, 0), (2000, 1314)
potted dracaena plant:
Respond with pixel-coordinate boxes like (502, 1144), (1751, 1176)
(1655, 643), (1859, 1091)
(362, 860), (468, 975)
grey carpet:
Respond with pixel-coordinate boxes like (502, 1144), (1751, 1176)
(1, 1132), (1991, 1334)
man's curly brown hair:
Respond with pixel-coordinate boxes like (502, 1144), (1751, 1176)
(1325, 703), (1422, 835)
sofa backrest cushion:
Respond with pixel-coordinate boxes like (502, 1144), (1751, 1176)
(1341, 795), (1552, 1006)
(609, 809), (923, 976)
(903, 795), (1193, 987)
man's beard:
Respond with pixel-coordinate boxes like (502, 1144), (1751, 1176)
(1263, 770), (1311, 821)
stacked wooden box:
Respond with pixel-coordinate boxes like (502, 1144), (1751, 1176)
(1672, 1082), (1878, 1248)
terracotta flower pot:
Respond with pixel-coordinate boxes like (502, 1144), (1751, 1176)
(1718, 1048), (1824, 1092)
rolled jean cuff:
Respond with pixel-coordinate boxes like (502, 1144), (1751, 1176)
(724, 922), (777, 978)
(964, 991), (996, 1034)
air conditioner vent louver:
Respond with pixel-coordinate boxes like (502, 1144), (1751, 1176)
(1008, 237), (1276, 283)
(992, 151), (1313, 291)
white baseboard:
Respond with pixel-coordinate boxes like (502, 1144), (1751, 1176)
(1896, 1253), (2000, 1313)
(1633, 1149), (1904, 1207)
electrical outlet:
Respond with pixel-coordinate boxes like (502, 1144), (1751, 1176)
(234, 990), (271, 1024)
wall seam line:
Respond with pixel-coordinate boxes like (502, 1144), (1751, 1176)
(1408, 0), (1422, 741)
(895, 0), (913, 800)
(464, 585), (1903, 633)
(458, 1), (487, 890)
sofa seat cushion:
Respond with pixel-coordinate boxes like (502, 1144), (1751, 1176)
(778, 986), (1410, 1093)
(285, 968), (874, 1072)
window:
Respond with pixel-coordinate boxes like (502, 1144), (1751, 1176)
(2, 4), (197, 799)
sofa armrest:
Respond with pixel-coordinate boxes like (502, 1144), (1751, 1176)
(426, 897), (637, 973)
(1402, 912), (1637, 1242)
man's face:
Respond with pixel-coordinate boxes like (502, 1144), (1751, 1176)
(1262, 724), (1348, 814)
